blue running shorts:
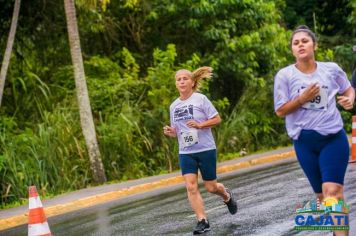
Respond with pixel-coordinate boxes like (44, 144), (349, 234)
(293, 129), (349, 193)
(179, 149), (217, 181)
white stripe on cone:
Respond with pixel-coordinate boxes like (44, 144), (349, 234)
(28, 222), (51, 235)
(29, 196), (43, 209)
(352, 122), (356, 129)
(352, 137), (356, 144)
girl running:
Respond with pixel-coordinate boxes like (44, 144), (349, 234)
(163, 66), (237, 235)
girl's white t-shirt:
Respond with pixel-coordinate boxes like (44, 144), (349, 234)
(170, 93), (218, 154)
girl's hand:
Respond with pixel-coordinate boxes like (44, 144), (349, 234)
(186, 120), (201, 129)
(163, 125), (177, 137)
(337, 96), (354, 110)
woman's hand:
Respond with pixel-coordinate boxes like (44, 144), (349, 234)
(299, 83), (320, 104)
(337, 96), (354, 110)
(163, 125), (177, 137)
(337, 87), (355, 110)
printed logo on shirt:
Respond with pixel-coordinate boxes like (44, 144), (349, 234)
(174, 105), (193, 122)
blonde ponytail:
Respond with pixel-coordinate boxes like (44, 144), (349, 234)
(191, 66), (213, 91)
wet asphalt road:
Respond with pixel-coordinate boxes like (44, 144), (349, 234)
(3, 160), (356, 236)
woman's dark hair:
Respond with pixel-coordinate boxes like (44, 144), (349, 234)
(290, 25), (317, 46)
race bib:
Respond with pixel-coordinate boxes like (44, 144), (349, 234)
(300, 86), (328, 111)
(181, 130), (199, 147)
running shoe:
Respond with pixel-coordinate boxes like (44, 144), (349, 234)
(224, 188), (238, 215)
(193, 219), (210, 234)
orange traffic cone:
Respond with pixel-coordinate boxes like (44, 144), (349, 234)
(351, 116), (356, 163)
(28, 186), (52, 236)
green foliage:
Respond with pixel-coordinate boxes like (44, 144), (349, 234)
(216, 80), (290, 156)
(281, 0), (354, 74)
(340, 110), (353, 133)
(334, 44), (356, 73)
(0, 108), (90, 207)
(87, 45), (184, 181)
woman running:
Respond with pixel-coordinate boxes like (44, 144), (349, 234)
(274, 25), (354, 236)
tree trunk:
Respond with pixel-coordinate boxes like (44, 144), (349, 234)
(0, 0), (21, 107)
(63, 0), (107, 184)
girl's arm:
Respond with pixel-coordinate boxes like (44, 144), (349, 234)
(163, 125), (177, 137)
(186, 114), (221, 129)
